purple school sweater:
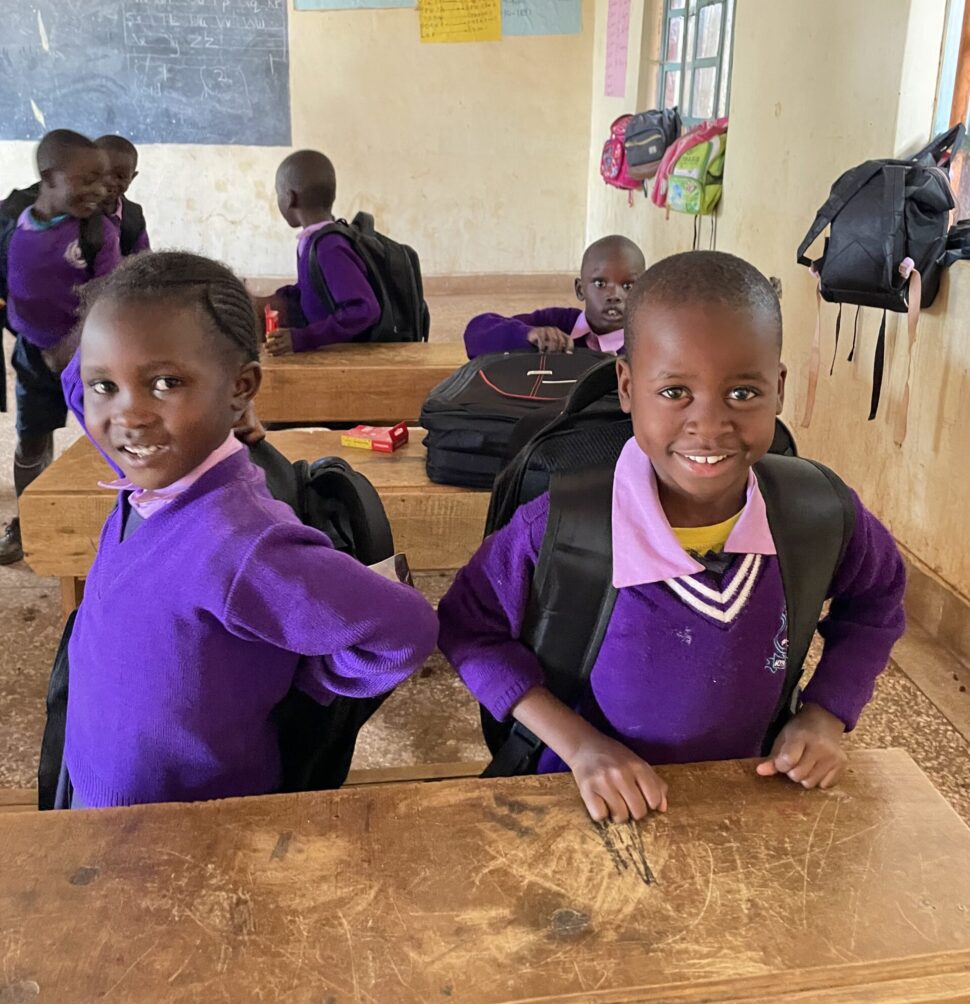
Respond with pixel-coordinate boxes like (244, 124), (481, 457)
(61, 353), (121, 475)
(438, 490), (905, 773)
(65, 449), (439, 807)
(275, 229), (380, 352)
(7, 210), (121, 348)
(464, 307), (582, 359)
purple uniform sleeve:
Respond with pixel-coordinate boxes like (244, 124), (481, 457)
(289, 239), (381, 352)
(132, 225), (150, 254)
(463, 307), (581, 359)
(224, 523), (439, 701)
(93, 220), (122, 277)
(801, 491), (906, 729)
(437, 493), (551, 720)
(61, 351), (124, 475)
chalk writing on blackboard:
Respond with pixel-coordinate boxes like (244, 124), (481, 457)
(0, 0), (291, 146)
(419, 0), (501, 43)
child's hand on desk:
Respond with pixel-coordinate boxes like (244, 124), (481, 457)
(528, 326), (574, 354)
(265, 329), (294, 356)
(568, 735), (669, 823)
(756, 702), (848, 789)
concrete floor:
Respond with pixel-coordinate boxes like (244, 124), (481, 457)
(1, 289), (969, 825)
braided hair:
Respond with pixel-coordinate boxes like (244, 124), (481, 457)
(80, 251), (259, 363)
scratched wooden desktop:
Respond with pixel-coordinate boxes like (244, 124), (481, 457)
(20, 429), (488, 615)
(2, 749), (969, 1002)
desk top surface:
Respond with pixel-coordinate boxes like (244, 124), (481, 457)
(3, 749), (969, 1003)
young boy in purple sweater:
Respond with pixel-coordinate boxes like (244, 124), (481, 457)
(439, 251), (905, 823)
(463, 235), (646, 358)
(254, 149), (380, 355)
(95, 134), (151, 256)
(65, 251), (437, 808)
(0, 129), (120, 565)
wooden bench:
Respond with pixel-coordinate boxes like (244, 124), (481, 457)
(20, 429), (489, 615)
(2, 749), (969, 1001)
(256, 342), (466, 423)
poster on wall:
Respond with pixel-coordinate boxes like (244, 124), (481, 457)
(419, 0), (501, 42)
(502, 0), (581, 36)
(295, 0), (413, 9)
(604, 0), (629, 97)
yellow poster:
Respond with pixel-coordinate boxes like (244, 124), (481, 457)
(419, 0), (501, 43)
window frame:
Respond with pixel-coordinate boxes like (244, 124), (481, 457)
(658, 0), (735, 126)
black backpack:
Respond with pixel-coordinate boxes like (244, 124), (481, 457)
(119, 196), (147, 257)
(795, 125), (963, 421)
(624, 107), (682, 181)
(309, 211), (430, 343)
(477, 361), (851, 777)
(37, 440), (398, 809)
(421, 349), (614, 489)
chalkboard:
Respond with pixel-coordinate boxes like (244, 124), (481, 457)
(0, 0), (291, 146)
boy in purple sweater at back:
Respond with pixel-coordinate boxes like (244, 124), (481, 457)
(65, 251), (437, 808)
(254, 149), (380, 355)
(463, 235), (646, 358)
(440, 251), (905, 823)
(0, 129), (120, 564)
(94, 134), (151, 256)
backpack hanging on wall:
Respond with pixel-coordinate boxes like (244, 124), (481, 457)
(624, 107), (682, 181)
(795, 125), (964, 441)
(477, 361), (853, 778)
(600, 115), (641, 202)
(666, 131), (727, 216)
(37, 440), (400, 808)
(310, 211), (430, 343)
(651, 117), (729, 209)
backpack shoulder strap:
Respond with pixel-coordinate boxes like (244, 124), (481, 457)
(38, 609), (77, 809)
(119, 198), (145, 255)
(796, 160), (888, 267)
(79, 212), (104, 277)
(754, 454), (856, 751)
(482, 465), (617, 777)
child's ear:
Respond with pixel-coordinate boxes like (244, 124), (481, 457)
(617, 357), (633, 414)
(574, 277), (584, 303)
(130, 169), (139, 182)
(286, 187), (299, 211)
(775, 362), (788, 414)
(231, 360), (262, 418)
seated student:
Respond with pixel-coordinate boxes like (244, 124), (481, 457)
(439, 251), (905, 823)
(64, 251), (437, 808)
(0, 129), (120, 565)
(94, 134), (150, 256)
(254, 149), (380, 356)
(463, 235), (646, 358)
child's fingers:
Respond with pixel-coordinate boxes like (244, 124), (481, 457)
(819, 763), (844, 789)
(633, 765), (668, 812)
(785, 748), (820, 784)
(614, 777), (649, 821)
(579, 786), (611, 823)
(796, 756), (831, 788)
(773, 736), (807, 774)
(756, 759), (779, 776)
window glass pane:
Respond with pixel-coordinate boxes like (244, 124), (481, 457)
(692, 65), (717, 119)
(670, 0), (686, 9)
(697, 3), (722, 59)
(685, 10), (697, 64)
(717, 0), (734, 116)
(664, 69), (681, 109)
(666, 15), (684, 62)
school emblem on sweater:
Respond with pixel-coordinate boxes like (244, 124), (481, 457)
(765, 609), (788, 674)
(665, 553), (763, 625)
(64, 239), (86, 270)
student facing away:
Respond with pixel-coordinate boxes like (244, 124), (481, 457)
(463, 235), (646, 358)
(63, 251), (437, 808)
(440, 251), (905, 823)
(253, 149), (380, 355)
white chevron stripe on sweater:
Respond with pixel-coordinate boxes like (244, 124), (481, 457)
(665, 555), (763, 624)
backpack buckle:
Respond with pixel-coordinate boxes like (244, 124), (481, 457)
(508, 721), (544, 753)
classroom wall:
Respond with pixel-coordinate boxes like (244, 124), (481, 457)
(584, 0), (970, 603)
(0, 4), (595, 278)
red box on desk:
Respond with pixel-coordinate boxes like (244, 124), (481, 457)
(340, 422), (409, 453)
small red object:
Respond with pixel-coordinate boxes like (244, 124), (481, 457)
(264, 305), (279, 333)
(340, 422), (409, 453)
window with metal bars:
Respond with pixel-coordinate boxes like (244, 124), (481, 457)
(658, 0), (735, 126)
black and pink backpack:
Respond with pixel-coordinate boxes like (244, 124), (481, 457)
(600, 115), (639, 192)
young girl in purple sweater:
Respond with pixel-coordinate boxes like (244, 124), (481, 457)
(439, 251), (905, 824)
(65, 251), (438, 808)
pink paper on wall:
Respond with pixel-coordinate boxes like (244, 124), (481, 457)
(604, 0), (630, 98)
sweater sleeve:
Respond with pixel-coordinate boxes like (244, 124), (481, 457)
(800, 492), (906, 730)
(132, 225), (150, 253)
(223, 522), (438, 700)
(437, 494), (550, 719)
(60, 350), (124, 476)
(463, 307), (581, 359)
(289, 239), (381, 352)
(92, 220), (121, 277)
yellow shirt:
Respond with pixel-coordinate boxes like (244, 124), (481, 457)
(671, 511), (742, 556)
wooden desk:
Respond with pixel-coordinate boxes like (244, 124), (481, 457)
(1, 750), (969, 1002)
(20, 430), (488, 613)
(256, 343), (465, 423)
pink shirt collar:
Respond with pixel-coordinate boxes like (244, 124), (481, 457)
(297, 219), (334, 255)
(570, 312), (625, 354)
(611, 437), (776, 589)
(99, 433), (244, 518)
